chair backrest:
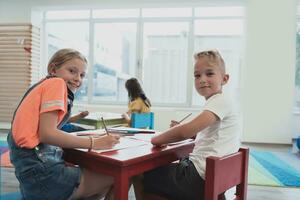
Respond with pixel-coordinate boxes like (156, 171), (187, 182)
(205, 148), (249, 200)
(131, 112), (154, 129)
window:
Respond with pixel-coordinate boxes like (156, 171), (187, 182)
(296, 32), (300, 109)
(143, 22), (189, 105)
(93, 23), (137, 102)
(46, 21), (89, 101)
(44, 6), (244, 107)
(193, 7), (244, 105)
(296, 6), (300, 111)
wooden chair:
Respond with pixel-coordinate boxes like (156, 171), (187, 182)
(131, 112), (154, 129)
(205, 148), (249, 200)
(144, 148), (249, 200)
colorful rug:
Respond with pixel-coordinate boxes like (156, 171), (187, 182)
(0, 139), (12, 168)
(1, 135), (20, 199)
(248, 150), (300, 187)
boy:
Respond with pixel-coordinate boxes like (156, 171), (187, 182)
(135, 50), (240, 200)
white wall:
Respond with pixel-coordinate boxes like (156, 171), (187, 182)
(242, 0), (298, 144)
(1, 0), (299, 144)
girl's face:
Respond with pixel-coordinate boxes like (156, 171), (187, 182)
(50, 58), (87, 93)
(194, 58), (229, 100)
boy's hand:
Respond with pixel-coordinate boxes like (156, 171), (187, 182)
(170, 120), (180, 128)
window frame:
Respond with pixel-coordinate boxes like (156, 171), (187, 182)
(43, 6), (245, 108)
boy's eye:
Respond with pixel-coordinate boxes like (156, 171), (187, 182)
(207, 72), (215, 76)
(80, 73), (86, 79)
(194, 74), (200, 79)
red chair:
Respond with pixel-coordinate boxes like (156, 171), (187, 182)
(144, 148), (249, 200)
(205, 148), (249, 200)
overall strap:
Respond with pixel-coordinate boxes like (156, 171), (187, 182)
(10, 76), (74, 129)
(57, 87), (74, 129)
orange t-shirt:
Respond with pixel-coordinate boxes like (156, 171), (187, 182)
(12, 78), (68, 148)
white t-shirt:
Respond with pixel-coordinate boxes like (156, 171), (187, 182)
(189, 93), (240, 179)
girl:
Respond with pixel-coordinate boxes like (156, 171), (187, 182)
(122, 78), (152, 126)
(7, 48), (120, 200)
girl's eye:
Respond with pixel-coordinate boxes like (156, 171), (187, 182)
(207, 72), (214, 76)
(69, 69), (76, 74)
(80, 73), (85, 79)
(194, 74), (200, 79)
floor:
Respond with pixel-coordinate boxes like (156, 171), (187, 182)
(1, 129), (300, 200)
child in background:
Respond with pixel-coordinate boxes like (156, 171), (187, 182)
(134, 50), (240, 200)
(7, 48), (120, 200)
(122, 78), (152, 126)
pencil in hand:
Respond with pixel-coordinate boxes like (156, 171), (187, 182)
(101, 117), (110, 135)
(170, 113), (192, 128)
(178, 113), (192, 123)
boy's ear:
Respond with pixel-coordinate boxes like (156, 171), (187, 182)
(222, 74), (229, 85)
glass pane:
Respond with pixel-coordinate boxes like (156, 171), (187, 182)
(93, 9), (139, 18)
(93, 23), (137, 102)
(46, 22), (89, 102)
(143, 22), (189, 104)
(297, 6), (300, 16)
(192, 20), (244, 106)
(46, 10), (90, 19)
(142, 8), (192, 17)
(195, 6), (244, 17)
(194, 19), (244, 36)
(295, 23), (300, 109)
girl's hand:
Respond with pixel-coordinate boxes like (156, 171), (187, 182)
(122, 113), (131, 123)
(170, 120), (180, 128)
(93, 134), (120, 150)
(79, 111), (89, 118)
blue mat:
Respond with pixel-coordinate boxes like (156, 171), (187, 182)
(248, 150), (300, 187)
(0, 192), (21, 200)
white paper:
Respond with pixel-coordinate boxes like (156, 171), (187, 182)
(167, 138), (194, 146)
(127, 134), (156, 142)
(69, 129), (107, 137)
(77, 137), (148, 153)
(107, 126), (155, 134)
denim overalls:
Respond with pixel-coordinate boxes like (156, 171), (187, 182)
(7, 77), (81, 200)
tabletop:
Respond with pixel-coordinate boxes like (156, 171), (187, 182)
(63, 136), (194, 200)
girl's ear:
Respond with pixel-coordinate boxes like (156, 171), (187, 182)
(48, 63), (57, 75)
(222, 74), (229, 85)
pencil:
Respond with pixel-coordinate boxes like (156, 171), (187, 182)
(178, 113), (192, 123)
(101, 117), (110, 135)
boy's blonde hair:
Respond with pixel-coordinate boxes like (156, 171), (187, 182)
(47, 48), (88, 74)
(194, 50), (226, 73)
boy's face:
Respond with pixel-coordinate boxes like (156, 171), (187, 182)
(194, 58), (229, 100)
(50, 58), (87, 93)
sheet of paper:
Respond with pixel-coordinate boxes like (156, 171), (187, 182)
(75, 112), (123, 120)
(167, 138), (194, 146)
(68, 129), (106, 137)
(107, 126), (155, 134)
(77, 137), (148, 153)
(126, 134), (156, 142)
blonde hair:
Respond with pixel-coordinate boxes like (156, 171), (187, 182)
(47, 48), (88, 74)
(194, 49), (226, 73)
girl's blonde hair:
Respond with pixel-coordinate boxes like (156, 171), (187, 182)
(194, 49), (226, 73)
(47, 48), (88, 74)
